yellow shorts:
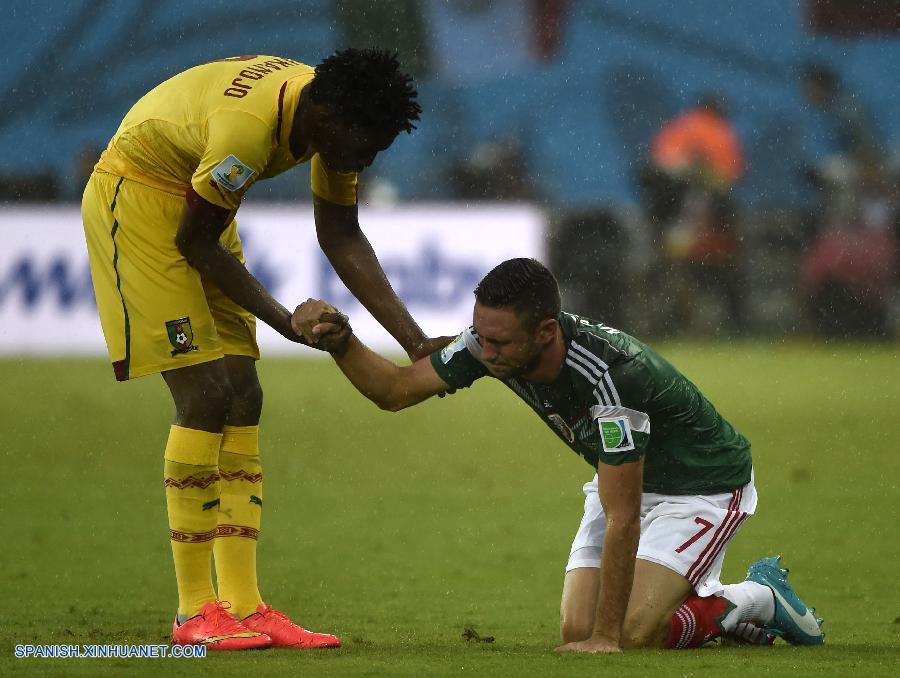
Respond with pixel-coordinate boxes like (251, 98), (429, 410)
(82, 171), (258, 381)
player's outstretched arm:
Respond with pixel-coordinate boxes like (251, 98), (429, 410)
(292, 299), (451, 411)
(313, 197), (451, 361)
(335, 335), (452, 411)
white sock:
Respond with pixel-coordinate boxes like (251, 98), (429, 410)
(717, 581), (775, 632)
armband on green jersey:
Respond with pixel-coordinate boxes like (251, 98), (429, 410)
(429, 328), (489, 390)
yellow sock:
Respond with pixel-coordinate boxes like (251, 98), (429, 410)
(213, 425), (263, 618)
(164, 425), (222, 618)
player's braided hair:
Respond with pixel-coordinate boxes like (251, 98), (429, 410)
(474, 258), (562, 329)
(310, 48), (421, 136)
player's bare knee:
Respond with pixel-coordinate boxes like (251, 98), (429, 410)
(177, 378), (235, 429)
(559, 610), (594, 643)
(621, 612), (667, 649)
(621, 630), (651, 649)
(559, 618), (594, 644)
(222, 356), (263, 422)
(229, 378), (263, 422)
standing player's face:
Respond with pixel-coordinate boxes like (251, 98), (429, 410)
(472, 303), (544, 379)
(315, 121), (395, 173)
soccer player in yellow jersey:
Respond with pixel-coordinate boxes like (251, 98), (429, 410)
(82, 49), (449, 650)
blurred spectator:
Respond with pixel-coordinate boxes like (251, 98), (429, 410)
(798, 62), (897, 338)
(639, 95), (746, 335)
(550, 209), (627, 326)
(650, 95), (743, 188)
(802, 62), (879, 168)
(0, 170), (59, 202)
(73, 144), (104, 199)
(447, 137), (534, 201)
(532, 0), (570, 61)
(800, 164), (898, 339)
(800, 62), (884, 236)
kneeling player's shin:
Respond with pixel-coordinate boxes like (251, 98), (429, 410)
(665, 594), (732, 649)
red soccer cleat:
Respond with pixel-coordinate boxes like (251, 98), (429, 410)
(171, 601), (272, 651)
(241, 603), (342, 649)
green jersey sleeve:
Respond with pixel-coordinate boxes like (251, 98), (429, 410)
(429, 328), (490, 389)
(589, 358), (653, 467)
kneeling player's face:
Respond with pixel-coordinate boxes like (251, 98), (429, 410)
(317, 122), (395, 173)
(473, 303), (543, 378)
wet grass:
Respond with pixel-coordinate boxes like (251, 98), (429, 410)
(1, 343), (898, 676)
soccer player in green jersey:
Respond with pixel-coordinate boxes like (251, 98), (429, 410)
(294, 258), (825, 652)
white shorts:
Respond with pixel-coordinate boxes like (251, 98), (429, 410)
(566, 472), (757, 597)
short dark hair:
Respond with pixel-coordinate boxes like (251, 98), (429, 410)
(474, 258), (561, 329)
(310, 48), (422, 137)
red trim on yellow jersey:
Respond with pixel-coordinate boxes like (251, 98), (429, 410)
(186, 186), (231, 225)
(275, 81), (288, 145)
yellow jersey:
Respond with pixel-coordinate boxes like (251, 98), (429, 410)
(96, 55), (358, 211)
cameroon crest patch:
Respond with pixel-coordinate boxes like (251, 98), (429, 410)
(166, 317), (198, 355)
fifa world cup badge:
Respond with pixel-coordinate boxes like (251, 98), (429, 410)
(597, 417), (635, 453)
(212, 154), (255, 191)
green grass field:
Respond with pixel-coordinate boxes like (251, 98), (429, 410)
(1, 343), (899, 676)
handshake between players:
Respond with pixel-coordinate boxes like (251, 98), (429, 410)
(291, 299), (355, 354)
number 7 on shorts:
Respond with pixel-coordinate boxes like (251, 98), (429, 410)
(675, 517), (714, 553)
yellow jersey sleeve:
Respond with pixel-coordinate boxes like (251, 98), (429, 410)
(310, 154), (358, 206)
(192, 110), (274, 210)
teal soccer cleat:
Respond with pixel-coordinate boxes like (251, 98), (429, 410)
(746, 556), (825, 646)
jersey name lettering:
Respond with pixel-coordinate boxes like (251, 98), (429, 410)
(224, 58), (301, 98)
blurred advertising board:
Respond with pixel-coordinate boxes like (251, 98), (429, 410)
(0, 204), (545, 356)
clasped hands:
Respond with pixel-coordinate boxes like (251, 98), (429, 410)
(291, 299), (353, 353)
(291, 299), (456, 364)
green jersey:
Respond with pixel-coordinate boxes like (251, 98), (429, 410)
(430, 312), (751, 495)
